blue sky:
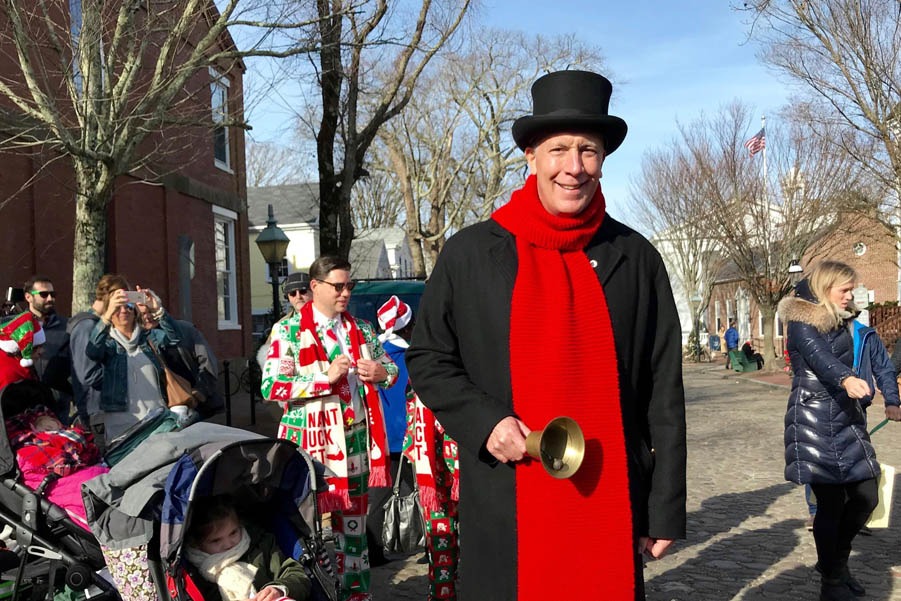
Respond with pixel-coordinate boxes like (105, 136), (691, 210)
(477, 0), (793, 218)
(247, 1), (793, 220)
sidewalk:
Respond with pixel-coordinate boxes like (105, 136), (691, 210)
(695, 354), (792, 390)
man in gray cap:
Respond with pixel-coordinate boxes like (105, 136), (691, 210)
(257, 272), (312, 368)
(283, 271), (312, 316)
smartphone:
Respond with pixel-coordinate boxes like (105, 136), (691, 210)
(124, 291), (148, 305)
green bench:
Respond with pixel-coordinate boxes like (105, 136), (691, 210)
(729, 350), (760, 373)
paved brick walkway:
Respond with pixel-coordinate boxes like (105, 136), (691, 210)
(225, 363), (901, 600)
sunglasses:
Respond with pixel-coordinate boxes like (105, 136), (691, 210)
(29, 290), (56, 299)
(287, 288), (309, 297)
(315, 279), (356, 293)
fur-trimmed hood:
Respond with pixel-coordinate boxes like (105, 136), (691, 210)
(777, 295), (853, 334)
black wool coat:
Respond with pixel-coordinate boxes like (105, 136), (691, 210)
(406, 216), (687, 600)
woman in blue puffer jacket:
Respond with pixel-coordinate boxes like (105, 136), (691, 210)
(778, 261), (891, 601)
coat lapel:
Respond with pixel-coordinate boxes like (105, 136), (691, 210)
(586, 220), (625, 286)
(487, 223), (518, 288)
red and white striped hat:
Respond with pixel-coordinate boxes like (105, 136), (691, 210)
(0, 312), (46, 367)
(377, 295), (412, 335)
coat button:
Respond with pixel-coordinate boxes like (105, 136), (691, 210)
(589, 259), (598, 268)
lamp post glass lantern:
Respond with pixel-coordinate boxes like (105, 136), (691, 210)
(788, 259), (803, 288)
(255, 204), (290, 326)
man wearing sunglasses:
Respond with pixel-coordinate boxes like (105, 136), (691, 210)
(255, 272), (313, 373)
(261, 255), (397, 601)
(21, 276), (73, 422)
(283, 271), (312, 315)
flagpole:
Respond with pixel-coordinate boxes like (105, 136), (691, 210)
(761, 115), (767, 203)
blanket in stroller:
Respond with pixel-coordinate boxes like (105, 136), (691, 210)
(6, 405), (109, 530)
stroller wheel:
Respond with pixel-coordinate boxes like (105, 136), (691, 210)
(65, 562), (93, 591)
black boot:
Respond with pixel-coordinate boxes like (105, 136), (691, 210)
(819, 576), (855, 601)
(839, 565), (865, 597)
(816, 553), (866, 597)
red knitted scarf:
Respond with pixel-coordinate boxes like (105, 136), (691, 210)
(492, 175), (634, 600)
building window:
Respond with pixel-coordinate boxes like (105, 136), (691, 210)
(266, 258), (289, 283)
(714, 300), (721, 331)
(213, 206), (239, 328)
(210, 68), (231, 171)
(776, 312), (784, 337)
(758, 310), (764, 336)
(853, 242), (867, 256)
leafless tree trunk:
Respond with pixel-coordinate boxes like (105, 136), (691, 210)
(303, 0), (471, 260)
(0, 0), (348, 307)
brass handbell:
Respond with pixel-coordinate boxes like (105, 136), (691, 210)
(524, 416), (585, 479)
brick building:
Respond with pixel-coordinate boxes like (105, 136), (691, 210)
(0, 2), (252, 363)
(706, 213), (899, 358)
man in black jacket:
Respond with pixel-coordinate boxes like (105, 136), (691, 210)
(20, 276), (71, 420)
(406, 70), (686, 601)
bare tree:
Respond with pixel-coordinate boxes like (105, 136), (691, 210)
(0, 0), (354, 307)
(364, 28), (606, 276)
(654, 102), (860, 366)
(351, 170), (403, 230)
(246, 141), (307, 187)
(740, 0), (901, 225)
(630, 144), (728, 360)
(287, 0), (472, 260)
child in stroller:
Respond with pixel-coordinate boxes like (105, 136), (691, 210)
(81, 422), (338, 601)
(182, 495), (310, 601)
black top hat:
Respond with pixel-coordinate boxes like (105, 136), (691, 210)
(512, 70), (628, 154)
(283, 272), (311, 295)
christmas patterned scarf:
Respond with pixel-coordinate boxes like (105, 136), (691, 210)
(492, 174), (634, 600)
(402, 392), (459, 514)
(293, 302), (390, 510)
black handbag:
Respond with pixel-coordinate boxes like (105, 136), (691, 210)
(381, 455), (427, 554)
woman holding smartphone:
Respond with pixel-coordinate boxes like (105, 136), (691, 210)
(85, 285), (181, 443)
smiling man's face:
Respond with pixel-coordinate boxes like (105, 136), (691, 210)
(525, 132), (605, 216)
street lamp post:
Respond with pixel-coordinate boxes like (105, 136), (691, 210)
(690, 293), (703, 362)
(255, 204), (290, 327)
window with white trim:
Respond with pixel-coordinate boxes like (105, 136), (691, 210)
(214, 207), (239, 327)
(210, 68), (230, 170)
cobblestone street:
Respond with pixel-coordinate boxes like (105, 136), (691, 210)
(644, 364), (901, 600)
(231, 362), (901, 599)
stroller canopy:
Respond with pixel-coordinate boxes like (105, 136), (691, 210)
(82, 422), (265, 551)
(159, 433), (322, 564)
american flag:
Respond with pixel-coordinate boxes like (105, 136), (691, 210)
(744, 128), (766, 156)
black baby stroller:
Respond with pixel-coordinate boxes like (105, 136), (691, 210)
(81, 421), (338, 601)
(0, 380), (119, 600)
